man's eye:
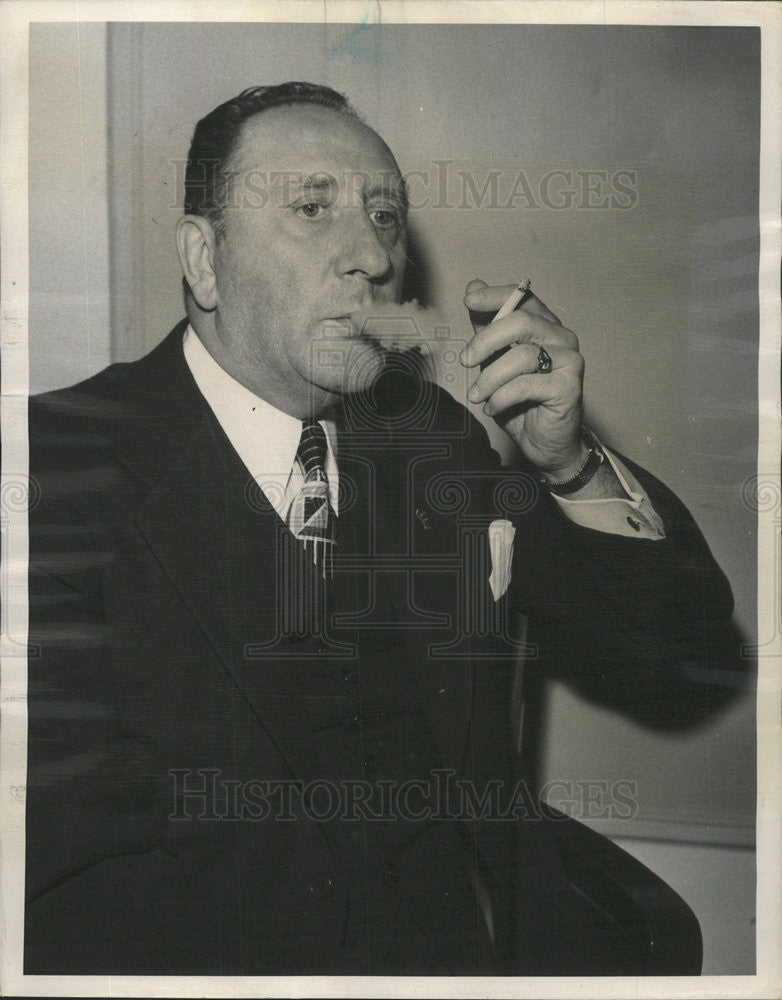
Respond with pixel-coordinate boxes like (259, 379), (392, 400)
(369, 209), (399, 229)
(297, 202), (327, 219)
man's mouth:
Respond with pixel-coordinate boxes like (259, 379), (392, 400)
(320, 307), (427, 353)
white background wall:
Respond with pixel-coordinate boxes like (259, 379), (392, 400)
(28, 21), (759, 972)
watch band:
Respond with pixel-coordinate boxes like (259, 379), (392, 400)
(540, 430), (605, 496)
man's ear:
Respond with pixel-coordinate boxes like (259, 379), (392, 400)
(176, 215), (218, 311)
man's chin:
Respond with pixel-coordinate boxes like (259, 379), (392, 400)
(311, 338), (387, 398)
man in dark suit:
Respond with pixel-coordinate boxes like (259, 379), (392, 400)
(25, 82), (742, 976)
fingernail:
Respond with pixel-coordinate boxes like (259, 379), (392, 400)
(468, 384), (481, 402)
(460, 349), (472, 366)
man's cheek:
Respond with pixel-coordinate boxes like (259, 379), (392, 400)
(391, 249), (408, 299)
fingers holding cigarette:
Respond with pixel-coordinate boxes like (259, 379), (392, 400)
(463, 278), (563, 327)
(460, 304), (579, 369)
(461, 277), (576, 371)
(459, 276), (586, 467)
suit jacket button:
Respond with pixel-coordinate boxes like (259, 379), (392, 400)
(363, 754), (377, 774)
(309, 875), (335, 899)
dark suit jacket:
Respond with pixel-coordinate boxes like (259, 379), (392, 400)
(25, 321), (743, 975)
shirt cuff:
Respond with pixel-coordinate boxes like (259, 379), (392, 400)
(549, 447), (666, 539)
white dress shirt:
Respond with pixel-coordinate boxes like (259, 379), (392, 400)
(183, 326), (339, 523)
(182, 325), (663, 540)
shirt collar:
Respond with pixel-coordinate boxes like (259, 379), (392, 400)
(181, 325), (338, 502)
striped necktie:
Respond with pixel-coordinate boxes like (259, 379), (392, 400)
(288, 421), (336, 575)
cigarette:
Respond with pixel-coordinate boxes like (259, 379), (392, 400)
(491, 277), (531, 324)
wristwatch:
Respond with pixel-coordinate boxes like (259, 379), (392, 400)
(540, 428), (605, 496)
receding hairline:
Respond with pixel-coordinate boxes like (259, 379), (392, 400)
(228, 101), (401, 173)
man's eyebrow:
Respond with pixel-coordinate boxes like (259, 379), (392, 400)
(287, 172), (408, 210)
(293, 174), (338, 191)
(365, 178), (409, 210)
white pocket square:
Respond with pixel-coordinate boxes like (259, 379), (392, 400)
(488, 519), (515, 600)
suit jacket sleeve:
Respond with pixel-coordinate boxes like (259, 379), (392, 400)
(26, 387), (167, 908)
(436, 385), (748, 730)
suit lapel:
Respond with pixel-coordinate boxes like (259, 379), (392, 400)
(117, 325), (331, 787)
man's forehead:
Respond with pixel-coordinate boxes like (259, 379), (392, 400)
(231, 104), (402, 185)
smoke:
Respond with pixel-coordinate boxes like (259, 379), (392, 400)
(348, 299), (450, 353)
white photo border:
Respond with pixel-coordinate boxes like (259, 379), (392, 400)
(2, 2), (779, 997)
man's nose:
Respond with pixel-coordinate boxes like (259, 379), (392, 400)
(334, 209), (393, 282)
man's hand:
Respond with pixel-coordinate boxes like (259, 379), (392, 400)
(460, 278), (587, 478)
